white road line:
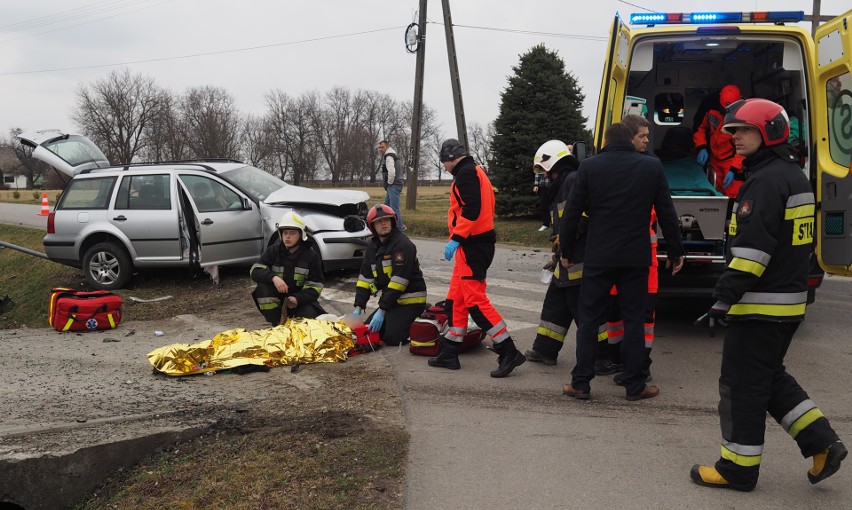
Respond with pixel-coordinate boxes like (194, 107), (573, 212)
(320, 287), (540, 332)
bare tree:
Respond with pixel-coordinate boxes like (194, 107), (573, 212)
(141, 90), (191, 162)
(6, 128), (49, 189)
(468, 121), (494, 171)
(71, 69), (163, 164)
(265, 90), (320, 185)
(241, 114), (275, 168)
(180, 86), (242, 159)
(311, 86), (356, 185)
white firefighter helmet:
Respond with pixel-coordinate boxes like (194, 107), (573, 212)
(275, 211), (308, 241)
(532, 140), (571, 174)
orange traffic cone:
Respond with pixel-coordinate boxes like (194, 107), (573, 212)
(38, 193), (50, 216)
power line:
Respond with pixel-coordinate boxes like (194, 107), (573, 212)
(0, 0), (141, 33)
(0, 26), (401, 76)
(429, 21), (608, 42)
(617, 0), (657, 13)
(0, 0), (176, 45)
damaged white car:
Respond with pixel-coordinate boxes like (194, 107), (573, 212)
(18, 129), (371, 290)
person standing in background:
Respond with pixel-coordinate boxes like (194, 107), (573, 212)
(378, 140), (406, 231)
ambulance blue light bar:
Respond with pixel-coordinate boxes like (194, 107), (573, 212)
(629, 11), (804, 26)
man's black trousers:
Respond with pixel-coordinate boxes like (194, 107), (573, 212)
(572, 265), (648, 396)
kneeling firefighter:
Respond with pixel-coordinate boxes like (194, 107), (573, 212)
(250, 211), (326, 325)
(353, 204), (428, 346)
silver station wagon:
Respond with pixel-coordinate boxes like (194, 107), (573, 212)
(19, 130), (372, 290)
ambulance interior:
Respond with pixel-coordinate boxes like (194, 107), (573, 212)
(625, 36), (810, 178)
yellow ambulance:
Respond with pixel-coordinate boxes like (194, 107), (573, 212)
(593, 9), (852, 298)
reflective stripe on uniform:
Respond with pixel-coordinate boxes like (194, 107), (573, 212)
(356, 275), (374, 290)
(397, 291), (427, 305)
(607, 320), (624, 344)
(487, 320), (511, 342)
(784, 193), (815, 220)
(388, 275), (409, 292)
(382, 259), (393, 276)
(256, 296), (281, 310)
(721, 441), (763, 467)
(644, 323), (654, 347)
(597, 324), (608, 343)
(728, 291), (807, 317)
(728, 257), (766, 277)
(731, 247), (772, 266)
(538, 320), (568, 342)
(781, 399), (824, 438)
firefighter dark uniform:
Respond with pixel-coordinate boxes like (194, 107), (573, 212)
(250, 241), (325, 325)
(428, 139), (525, 377)
(355, 211), (427, 346)
(694, 85), (745, 198)
(526, 143), (583, 364)
(691, 98), (846, 491)
(560, 125), (683, 400)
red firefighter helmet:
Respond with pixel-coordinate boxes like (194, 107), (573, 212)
(722, 98), (790, 147)
(719, 85), (741, 107)
(366, 204), (397, 235)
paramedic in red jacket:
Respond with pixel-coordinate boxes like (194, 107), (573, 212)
(694, 85), (745, 198)
(427, 139), (526, 378)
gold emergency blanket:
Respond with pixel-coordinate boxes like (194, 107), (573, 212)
(147, 318), (355, 376)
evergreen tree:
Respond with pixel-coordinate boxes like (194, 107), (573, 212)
(491, 44), (591, 216)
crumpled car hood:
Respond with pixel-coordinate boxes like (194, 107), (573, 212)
(264, 184), (368, 206)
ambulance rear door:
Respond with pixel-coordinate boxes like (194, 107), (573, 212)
(814, 9), (852, 276)
(593, 14), (632, 150)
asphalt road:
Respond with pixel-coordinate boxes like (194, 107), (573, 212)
(1, 202), (851, 508)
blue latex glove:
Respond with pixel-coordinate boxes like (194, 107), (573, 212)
(444, 240), (460, 261)
(723, 170), (735, 188)
(368, 309), (385, 333)
(352, 308), (361, 316)
(696, 148), (709, 166)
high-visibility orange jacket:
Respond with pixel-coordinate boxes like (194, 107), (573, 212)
(447, 156), (497, 243)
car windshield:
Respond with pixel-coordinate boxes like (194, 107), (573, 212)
(219, 165), (288, 202)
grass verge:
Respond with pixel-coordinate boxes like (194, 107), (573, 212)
(77, 411), (408, 509)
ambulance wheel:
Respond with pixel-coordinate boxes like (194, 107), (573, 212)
(82, 242), (133, 290)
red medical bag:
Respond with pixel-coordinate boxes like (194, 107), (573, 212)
(408, 302), (485, 356)
(48, 288), (123, 332)
(347, 324), (384, 356)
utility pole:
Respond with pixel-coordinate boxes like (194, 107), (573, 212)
(442, 0), (469, 150)
(406, 0), (427, 211)
(804, 0), (834, 37)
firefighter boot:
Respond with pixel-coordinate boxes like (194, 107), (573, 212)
(808, 441), (847, 484)
(690, 464), (754, 492)
(490, 338), (526, 378)
(427, 337), (461, 370)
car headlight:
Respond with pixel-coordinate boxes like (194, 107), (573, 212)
(344, 215), (366, 232)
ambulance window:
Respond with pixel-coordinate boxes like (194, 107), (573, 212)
(654, 93), (684, 125)
(826, 72), (852, 169)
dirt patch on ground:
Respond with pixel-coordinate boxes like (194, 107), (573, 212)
(0, 266), (407, 509)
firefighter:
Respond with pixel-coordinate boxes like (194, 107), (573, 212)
(354, 204), (427, 346)
(250, 211), (325, 325)
(524, 140), (582, 365)
(694, 84), (746, 198)
(691, 98), (846, 491)
(428, 138), (526, 377)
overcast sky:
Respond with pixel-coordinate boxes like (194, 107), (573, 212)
(1, 0), (849, 145)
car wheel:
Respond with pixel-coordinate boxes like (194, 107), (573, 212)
(82, 242), (133, 290)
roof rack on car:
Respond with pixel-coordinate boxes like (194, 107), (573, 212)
(79, 159), (245, 174)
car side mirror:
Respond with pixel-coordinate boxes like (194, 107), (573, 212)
(572, 141), (587, 161)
